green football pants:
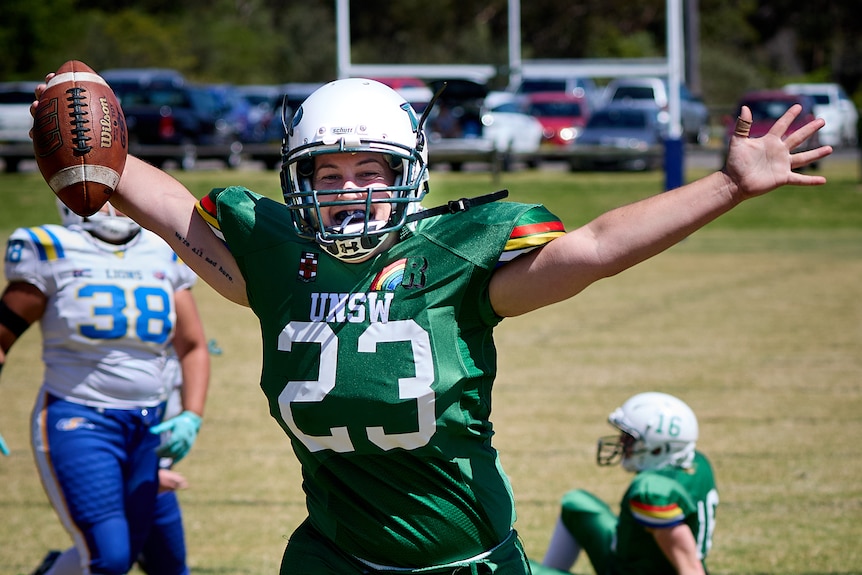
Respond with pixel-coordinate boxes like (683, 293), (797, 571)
(280, 519), (531, 575)
(558, 489), (618, 575)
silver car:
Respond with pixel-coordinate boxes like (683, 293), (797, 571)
(603, 77), (710, 145)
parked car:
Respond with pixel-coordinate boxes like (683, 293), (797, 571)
(234, 84), (283, 143)
(0, 81), (38, 172)
(783, 82), (859, 147)
(515, 75), (603, 111)
(244, 82), (325, 169)
(203, 83), (260, 143)
(113, 82), (243, 169)
(725, 90), (821, 164)
(424, 78), (496, 171)
(371, 77), (428, 91)
(480, 99), (544, 168)
(602, 76), (710, 145)
(569, 103), (665, 172)
(100, 68), (185, 89)
(526, 91), (591, 147)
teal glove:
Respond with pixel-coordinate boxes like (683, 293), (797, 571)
(0, 430), (9, 456)
(151, 411), (202, 463)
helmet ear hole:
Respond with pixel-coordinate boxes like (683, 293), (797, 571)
(386, 154), (403, 171)
(297, 159), (314, 178)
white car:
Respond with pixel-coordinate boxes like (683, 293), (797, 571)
(0, 81), (39, 172)
(783, 82), (858, 147)
(423, 87), (543, 171)
(481, 98), (544, 156)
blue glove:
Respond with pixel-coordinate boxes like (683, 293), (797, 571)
(0, 430), (9, 456)
(151, 411), (202, 463)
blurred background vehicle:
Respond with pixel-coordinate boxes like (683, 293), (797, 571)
(0, 81), (38, 173)
(783, 82), (859, 148)
(526, 91), (591, 148)
(243, 82), (325, 169)
(112, 80), (243, 170)
(234, 84), (284, 144)
(569, 102), (665, 172)
(371, 77), (429, 91)
(724, 89), (821, 168)
(480, 98), (544, 169)
(515, 74), (603, 112)
(423, 78), (495, 171)
(101, 68), (244, 169)
(203, 83), (260, 144)
(100, 68), (186, 89)
(602, 76), (710, 145)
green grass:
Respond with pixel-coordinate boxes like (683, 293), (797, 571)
(1, 157), (861, 574)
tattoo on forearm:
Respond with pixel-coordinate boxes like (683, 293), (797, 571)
(174, 231), (234, 282)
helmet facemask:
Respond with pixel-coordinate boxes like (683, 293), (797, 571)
(596, 431), (636, 467)
(280, 79), (431, 263)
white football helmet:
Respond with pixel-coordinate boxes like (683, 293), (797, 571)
(281, 78), (430, 263)
(597, 392), (698, 472)
(56, 199), (141, 244)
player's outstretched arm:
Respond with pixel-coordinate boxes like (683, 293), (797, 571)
(30, 77), (249, 307)
(113, 156), (249, 306)
(489, 104), (833, 317)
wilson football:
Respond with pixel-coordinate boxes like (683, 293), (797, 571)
(33, 60), (127, 217)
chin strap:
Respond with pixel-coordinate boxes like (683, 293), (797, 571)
(406, 189), (509, 224)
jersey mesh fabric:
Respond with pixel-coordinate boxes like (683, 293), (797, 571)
(204, 186), (562, 566)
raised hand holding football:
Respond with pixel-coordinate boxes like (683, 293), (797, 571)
(33, 60), (127, 217)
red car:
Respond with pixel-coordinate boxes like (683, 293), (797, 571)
(725, 90), (821, 154)
(526, 91), (591, 147)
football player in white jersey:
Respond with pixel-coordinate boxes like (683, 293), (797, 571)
(0, 202), (210, 575)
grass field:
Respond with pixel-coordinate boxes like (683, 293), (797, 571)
(1, 156), (861, 574)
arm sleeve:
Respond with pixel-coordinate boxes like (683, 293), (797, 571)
(626, 473), (696, 529)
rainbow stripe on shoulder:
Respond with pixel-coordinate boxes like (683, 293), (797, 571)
(499, 219), (565, 264)
(629, 499), (686, 528)
(196, 194), (225, 241)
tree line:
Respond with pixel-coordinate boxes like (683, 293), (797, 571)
(1, 0), (860, 110)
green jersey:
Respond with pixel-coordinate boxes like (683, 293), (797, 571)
(612, 451), (719, 575)
(199, 187), (565, 567)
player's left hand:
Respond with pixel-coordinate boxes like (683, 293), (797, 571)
(723, 104), (832, 200)
(151, 411), (202, 462)
(0, 430), (9, 456)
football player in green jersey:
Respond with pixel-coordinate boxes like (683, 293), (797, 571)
(30, 71), (829, 575)
(530, 393), (718, 575)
